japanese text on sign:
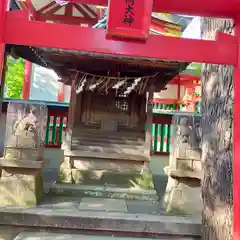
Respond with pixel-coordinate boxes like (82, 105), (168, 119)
(123, 0), (135, 26)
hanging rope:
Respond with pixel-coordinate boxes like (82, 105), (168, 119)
(71, 70), (160, 95)
(69, 69), (159, 81)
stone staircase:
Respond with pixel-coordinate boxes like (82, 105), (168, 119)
(60, 128), (153, 191)
(70, 128), (147, 160)
(0, 201), (201, 240)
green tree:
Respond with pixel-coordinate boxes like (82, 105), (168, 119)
(4, 57), (25, 98)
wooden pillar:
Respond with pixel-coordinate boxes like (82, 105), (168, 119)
(66, 76), (84, 149)
(144, 86), (154, 160)
(57, 82), (65, 102)
(76, 92), (83, 124)
(176, 75), (181, 111)
(97, 7), (104, 20)
(65, 80), (77, 150)
(22, 61), (32, 100)
(129, 93), (136, 128)
(234, 16), (240, 240)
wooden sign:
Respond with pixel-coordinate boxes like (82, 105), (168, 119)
(107, 0), (153, 40)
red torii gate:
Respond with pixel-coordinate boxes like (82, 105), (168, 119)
(0, 0), (239, 238)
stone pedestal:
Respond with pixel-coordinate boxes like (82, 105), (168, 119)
(0, 102), (47, 207)
(163, 114), (202, 216)
(163, 171), (202, 216)
(0, 159), (44, 207)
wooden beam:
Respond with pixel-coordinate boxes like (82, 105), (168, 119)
(73, 3), (92, 20)
(169, 76), (201, 86)
(4, 11), (238, 65)
(82, 4), (98, 18)
(37, 1), (56, 14)
(150, 23), (165, 34)
(35, 13), (96, 25)
(44, 4), (63, 15)
(65, 0), (240, 18)
(152, 99), (178, 104)
(18, 0), (37, 19)
(65, 3), (73, 17)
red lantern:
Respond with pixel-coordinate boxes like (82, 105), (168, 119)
(107, 0), (153, 40)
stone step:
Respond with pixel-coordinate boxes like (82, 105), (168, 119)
(73, 130), (144, 141)
(71, 138), (145, 147)
(13, 232), (200, 240)
(71, 138), (144, 147)
(64, 149), (149, 161)
(0, 206), (201, 239)
(77, 127), (144, 135)
(49, 183), (158, 201)
(63, 170), (154, 189)
(72, 134), (144, 143)
(71, 145), (145, 155)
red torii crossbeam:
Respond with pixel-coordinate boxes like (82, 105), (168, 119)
(3, 11), (238, 65)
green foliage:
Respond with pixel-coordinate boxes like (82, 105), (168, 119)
(5, 57), (25, 99)
(187, 62), (201, 73)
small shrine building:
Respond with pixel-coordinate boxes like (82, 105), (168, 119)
(3, 8), (195, 192)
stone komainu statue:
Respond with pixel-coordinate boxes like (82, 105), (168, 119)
(4, 107), (41, 161)
(171, 114), (201, 161)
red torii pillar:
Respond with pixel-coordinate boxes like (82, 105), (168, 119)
(234, 16), (240, 240)
(0, 0), (9, 98)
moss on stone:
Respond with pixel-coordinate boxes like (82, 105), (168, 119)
(134, 171), (154, 189)
(0, 172), (44, 208)
(24, 200), (37, 208)
(59, 163), (72, 183)
(35, 174), (44, 204)
(72, 169), (84, 184)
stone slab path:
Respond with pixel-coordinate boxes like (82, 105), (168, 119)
(39, 196), (165, 215)
(0, 195), (201, 239)
(14, 232), (198, 240)
(79, 198), (128, 212)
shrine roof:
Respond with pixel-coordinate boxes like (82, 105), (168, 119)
(8, 43), (189, 88)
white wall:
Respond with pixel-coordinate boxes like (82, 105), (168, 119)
(182, 17), (201, 40)
(29, 64), (71, 103)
